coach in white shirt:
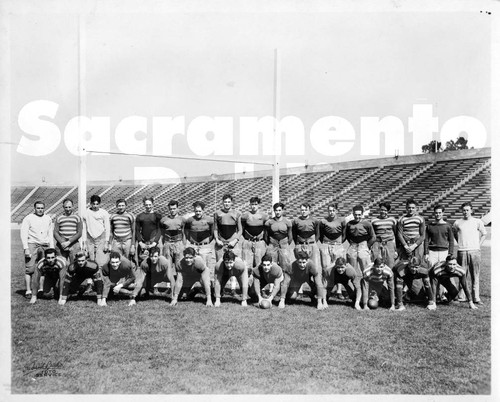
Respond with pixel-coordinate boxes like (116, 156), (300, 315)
(20, 200), (54, 298)
(452, 202), (487, 305)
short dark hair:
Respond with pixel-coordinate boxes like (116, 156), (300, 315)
(109, 251), (121, 260)
(192, 201), (205, 210)
(261, 254), (273, 263)
(249, 196), (261, 204)
(149, 247), (161, 256)
(445, 254), (456, 262)
(168, 200), (179, 207)
(143, 196), (154, 204)
(327, 203), (338, 210)
(373, 257), (383, 266)
(223, 250), (236, 261)
(222, 194), (233, 201)
(461, 202), (472, 209)
(352, 205), (364, 214)
(74, 251), (86, 259)
(378, 202), (391, 212)
(406, 198), (417, 207)
(116, 198), (127, 206)
(273, 202), (285, 210)
(90, 195), (101, 204)
(62, 198), (73, 205)
(183, 247), (196, 256)
(433, 204), (444, 212)
(34, 200), (45, 208)
(334, 257), (347, 266)
(44, 248), (56, 257)
(300, 203), (311, 210)
(296, 250), (309, 260)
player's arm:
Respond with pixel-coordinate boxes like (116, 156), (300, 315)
(452, 222), (459, 243)
(415, 218), (425, 247)
(287, 221), (293, 245)
(396, 219), (408, 248)
(341, 219), (347, 244)
(151, 213), (162, 247)
(103, 211), (110, 252)
(270, 272), (284, 300)
(458, 274), (476, 309)
(314, 219), (320, 243)
(229, 214), (243, 246)
(446, 224), (454, 256)
(478, 221), (487, 247)
(386, 274), (395, 310)
(292, 219), (298, 244)
(54, 218), (64, 246)
(263, 221), (269, 245)
(181, 217), (187, 246)
(213, 213), (223, 245)
(366, 221), (376, 249)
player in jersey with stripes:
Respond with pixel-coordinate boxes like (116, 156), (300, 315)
(184, 201), (214, 281)
(428, 255), (477, 310)
(214, 194), (242, 261)
(160, 200), (186, 272)
(346, 205), (376, 277)
(251, 254), (284, 306)
(29, 248), (67, 304)
(361, 257), (395, 310)
(54, 198), (82, 264)
(241, 197), (268, 271)
(109, 198), (135, 260)
(370, 202), (397, 269)
(135, 197), (162, 264)
(292, 203), (320, 269)
(397, 198), (425, 262)
(279, 250), (325, 310)
(58, 251), (104, 306)
(170, 247), (213, 307)
(264, 202), (293, 272)
(214, 251), (249, 307)
(84, 194), (110, 269)
(318, 203), (346, 299)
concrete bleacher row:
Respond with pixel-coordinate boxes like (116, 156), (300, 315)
(11, 149), (491, 224)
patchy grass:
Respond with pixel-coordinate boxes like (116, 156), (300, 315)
(10, 230), (490, 394)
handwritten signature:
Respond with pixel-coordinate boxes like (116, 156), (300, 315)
(23, 361), (63, 377)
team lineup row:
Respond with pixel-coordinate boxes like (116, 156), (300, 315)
(20, 193), (487, 310)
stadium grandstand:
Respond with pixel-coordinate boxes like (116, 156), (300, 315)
(11, 147), (491, 224)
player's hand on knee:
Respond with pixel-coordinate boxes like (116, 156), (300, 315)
(214, 298), (221, 307)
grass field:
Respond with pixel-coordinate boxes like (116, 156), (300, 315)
(10, 229), (491, 394)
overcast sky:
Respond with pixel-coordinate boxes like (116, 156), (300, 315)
(7, 0), (493, 184)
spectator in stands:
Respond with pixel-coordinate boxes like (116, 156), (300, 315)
(54, 198), (82, 264)
(346, 205), (375, 277)
(264, 202), (293, 272)
(292, 203), (320, 268)
(83, 194), (110, 269)
(184, 201), (215, 284)
(397, 198), (425, 262)
(318, 203), (346, 299)
(135, 196), (162, 264)
(21, 201), (54, 298)
(452, 202), (487, 305)
(241, 196), (269, 271)
(109, 198), (135, 260)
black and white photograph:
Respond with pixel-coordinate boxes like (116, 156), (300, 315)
(1, 0), (497, 398)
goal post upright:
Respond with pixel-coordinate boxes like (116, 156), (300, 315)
(78, 13), (87, 225)
(272, 48), (280, 208)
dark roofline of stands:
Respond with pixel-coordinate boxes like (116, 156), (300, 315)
(11, 147), (491, 187)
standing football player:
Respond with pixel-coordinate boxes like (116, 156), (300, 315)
(83, 194), (110, 269)
(241, 196), (269, 271)
(109, 198), (135, 260)
(371, 202), (397, 269)
(346, 205), (376, 277)
(54, 198), (82, 264)
(264, 202), (293, 272)
(135, 196), (162, 264)
(21, 201), (54, 298)
(292, 203), (320, 269)
(160, 200), (186, 272)
(397, 198), (425, 261)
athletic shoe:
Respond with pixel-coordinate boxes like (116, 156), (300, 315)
(396, 304), (406, 311)
(426, 302), (437, 310)
(474, 300), (484, 306)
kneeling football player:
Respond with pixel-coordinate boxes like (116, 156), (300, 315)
(214, 251), (249, 307)
(251, 254), (284, 307)
(139, 247), (176, 298)
(361, 257), (395, 310)
(29, 248), (67, 304)
(393, 256), (435, 311)
(101, 251), (142, 306)
(58, 251), (104, 305)
(170, 247), (213, 307)
(279, 250), (326, 310)
(429, 255), (477, 310)
(323, 257), (362, 310)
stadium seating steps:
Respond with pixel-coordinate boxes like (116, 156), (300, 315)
(11, 152), (491, 224)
